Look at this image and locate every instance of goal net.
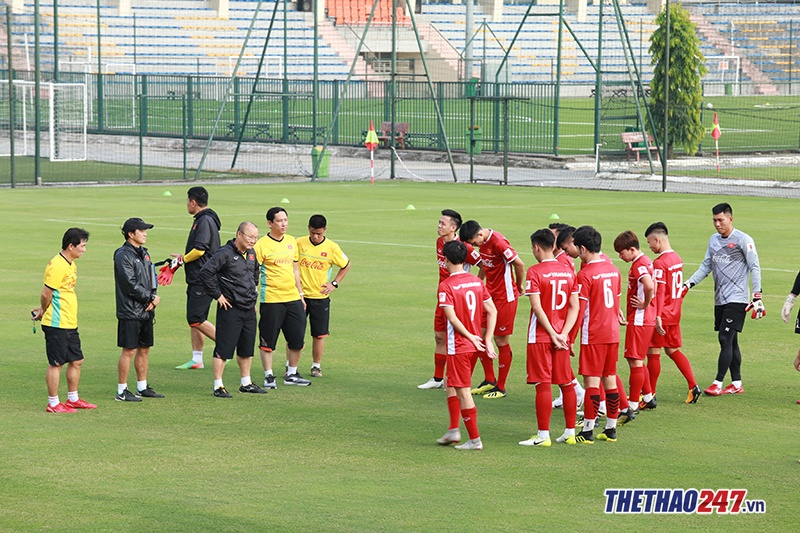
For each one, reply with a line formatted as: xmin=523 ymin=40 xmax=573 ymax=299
xmin=0 ymin=80 xmax=88 ymax=161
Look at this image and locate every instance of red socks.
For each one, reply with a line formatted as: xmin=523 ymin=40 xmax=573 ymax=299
xmin=615 ymin=375 xmax=630 ymax=410
xmin=584 ymin=387 xmax=602 ymax=422
xmin=461 ymin=407 xmax=479 ymax=440
xmin=535 ymin=383 xmax=552 ymax=431
xmin=496 ymin=344 xmax=512 ymax=390
xmin=628 ymin=366 xmax=645 ymax=404
xmin=434 ymin=352 xmax=447 ymax=381
xmin=605 ymin=388 xmax=620 ymax=420
xmin=447 ymin=395 xmax=460 ymax=430
xmin=669 ymin=350 xmax=697 ymax=389
xmin=560 ymin=383 xmax=577 ymax=429
xmin=646 ymin=353 xmax=660 ymax=394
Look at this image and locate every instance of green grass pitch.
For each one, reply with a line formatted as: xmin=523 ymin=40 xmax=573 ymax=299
xmin=1 ymin=181 xmax=798 ymax=530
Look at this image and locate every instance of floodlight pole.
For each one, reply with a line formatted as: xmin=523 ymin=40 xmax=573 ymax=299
xmin=34 ymin=0 xmax=41 ymax=184
xmin=96 ymin=0 xmax=103 ymax=132
xmin=465 ymin=0 xmax=473 ymax=81
xmin=53 ymin=0 xmax=58 ymax=81
xmin=593 ymin=0 xmax=603 ymax=149
xmin=389 ymin=0 xmax=397 ymax=179
xmin=661 ymin=0 xmax=670 ymax=192
xmin=6 ymin=5 xmax=15 ymax=187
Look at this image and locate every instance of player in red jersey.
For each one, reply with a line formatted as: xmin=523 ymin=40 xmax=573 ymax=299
xmin=548 ymin=224 xmax=584 ymax=410
xmin=645 ymin=222 xmax=702 ymax=404
xmin=614 ymin=230 xmax=657 ymax=419
xmin=435 ymin=241 xmax=498 ymax=451
xmin=460 ymin=220 xmax=525 ymax=399
xmin=419 ymin=210 xmax=484 ymax=390
xmin=519 ymin=229 xmax=580 ymax=447
xmin=558 ymin=226 xmax=631 ymax=420
xmin=571 ymin=226 xmax=624 ymax=444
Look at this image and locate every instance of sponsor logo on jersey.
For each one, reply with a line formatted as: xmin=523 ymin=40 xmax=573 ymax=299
xmin=439 ymin=292 xmax=446 ymax=302
xmin=299 ymin=258 xmax=327 ymax=270
xmin=503 ymin=248 xmax=515 ymax=260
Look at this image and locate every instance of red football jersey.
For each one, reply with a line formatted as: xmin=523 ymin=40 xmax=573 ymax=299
xmin=477 ymin=230 xmax=519 ymax=303
xmin=438 ymin=271 xmax=492 ymax=355
xmin=652 ymin=249 xmax=684 ymax=326
xmin=626 ymin=253 xmax=656 ymax=326
xmin=555 ymin=250 xmax=575 ymax=272
xmin=436 ymin=236 xmax=481 ymax=283
xmin=524 ymin=259 xmax=578 ymax=344
xmin=576 ymin=259 xmax=622 ymax=345
xmin=578 ymin=251 xmax=612 ymax=270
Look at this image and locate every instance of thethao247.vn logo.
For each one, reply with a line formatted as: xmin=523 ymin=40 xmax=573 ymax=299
xmin=604 ymin=488 xmax=765 ymax=514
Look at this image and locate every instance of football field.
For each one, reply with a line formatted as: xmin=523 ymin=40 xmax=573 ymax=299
xmin=0 ymin=181 xmax=797 ymax=530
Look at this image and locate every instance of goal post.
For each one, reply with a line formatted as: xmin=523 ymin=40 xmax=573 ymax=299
xmin=0 ymin=80 xmax=88 ymax=162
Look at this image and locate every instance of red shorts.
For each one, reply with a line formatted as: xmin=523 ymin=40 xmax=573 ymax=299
xmin=624 ymin=324 xmax=655 ymax=361
xmin=434 ymin=305 xmax=447 ymax=332
xmin=526 ymin=343 xmax=573 ymax=385
xmin=446 ymin=351 xmax=478 ymax=389
xmin=650 ymin=323 xmax=682 ymax=349
xmin=493 ymin=298 xmax=518 ymax=337
xmin=578 ymin=343 xmax=619 ymax=378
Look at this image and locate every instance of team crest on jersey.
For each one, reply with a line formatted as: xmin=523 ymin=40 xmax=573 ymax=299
xmin=145 ymin=254 xmax=150 ymax=261
xmin=193 ymin=224 xmax=197 ymax=230
xmin=288 ymin=245 xmax=293 ymax=249
xmin=728 ymin=243 xmax=736 ymax=248
xmin=248 ymin=253 xmax=255 ymax=261
xmin=321 ymin=252 xmax=328 ymax=257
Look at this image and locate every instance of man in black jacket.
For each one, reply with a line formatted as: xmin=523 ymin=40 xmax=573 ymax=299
xmin=200 ymin=222 xmax=267 ymax=397
xmin=114 ymin=218 xmax=163 ymax=402
xmin=175 ymin=186 xmax=222 ymax=370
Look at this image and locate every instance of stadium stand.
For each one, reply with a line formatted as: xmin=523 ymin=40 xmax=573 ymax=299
xmin=687 ymin=1 xmax=800 ymax=92
xmin=6 ymin=0 xmax=796 ymax=89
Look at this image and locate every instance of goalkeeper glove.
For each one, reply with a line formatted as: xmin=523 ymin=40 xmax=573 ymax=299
xmin=157 ymin=256 xmax=183 ymax=286
xmin=678 ymin=282 xmax=694 ymax=299
xmin=745 ymin=292 xmax=766 ymax=320
xmin=782 ymin=294 xmax=796 ymax=324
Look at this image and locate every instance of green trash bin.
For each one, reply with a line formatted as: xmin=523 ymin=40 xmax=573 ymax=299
xmin=465 ymin=77 xmax=480 ymax=97
xmin=311 ymin=146 xmax=330 ymax=178
xmin=465 ymin=127 xmax=482 ymax=155
xmin=724 ymin=83 xmax=733 ymax=96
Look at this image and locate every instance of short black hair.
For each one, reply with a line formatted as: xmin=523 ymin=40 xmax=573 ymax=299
xmin=441 ymin=209 xmax=463 ymax=229
xmin=187 ymin=186 xmax=208 ymax=207
xmin=442 ymin=240 xmax=467 ymax=265
xmin=308 ymin=214 xmax=327 ymax=229
xmin=266 ymin=206 xmax=287 ymax=222
xmin=548 ymin=222 xmax=568 ymax=231
xmin=62 ymin=227 xmax=89 ymax=250
xmin=531 ymin=228 xmax=555 ymax=249
xmin=712 ymin=202 xmax=732 ymax=216
xmin=572 ymin=225 xmax=602 ymax=254
xmin=644 ymin=222 xmax=668 ymax=237
xmin=458 ymin=220 xmax=482 ymax=243
xmin=555 ymin=225 xmax=576 ymax=250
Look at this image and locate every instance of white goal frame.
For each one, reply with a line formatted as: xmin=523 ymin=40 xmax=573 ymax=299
xmin=0 ymin=80 xmax=88 ymax=162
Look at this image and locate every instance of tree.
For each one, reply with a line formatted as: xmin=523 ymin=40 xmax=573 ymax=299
xmin=649 ymin=3 xmax=707 ymax=156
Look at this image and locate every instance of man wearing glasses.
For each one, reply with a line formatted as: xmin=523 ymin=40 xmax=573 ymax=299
xmin=199 ymin=222 xmax=267 ymax=397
